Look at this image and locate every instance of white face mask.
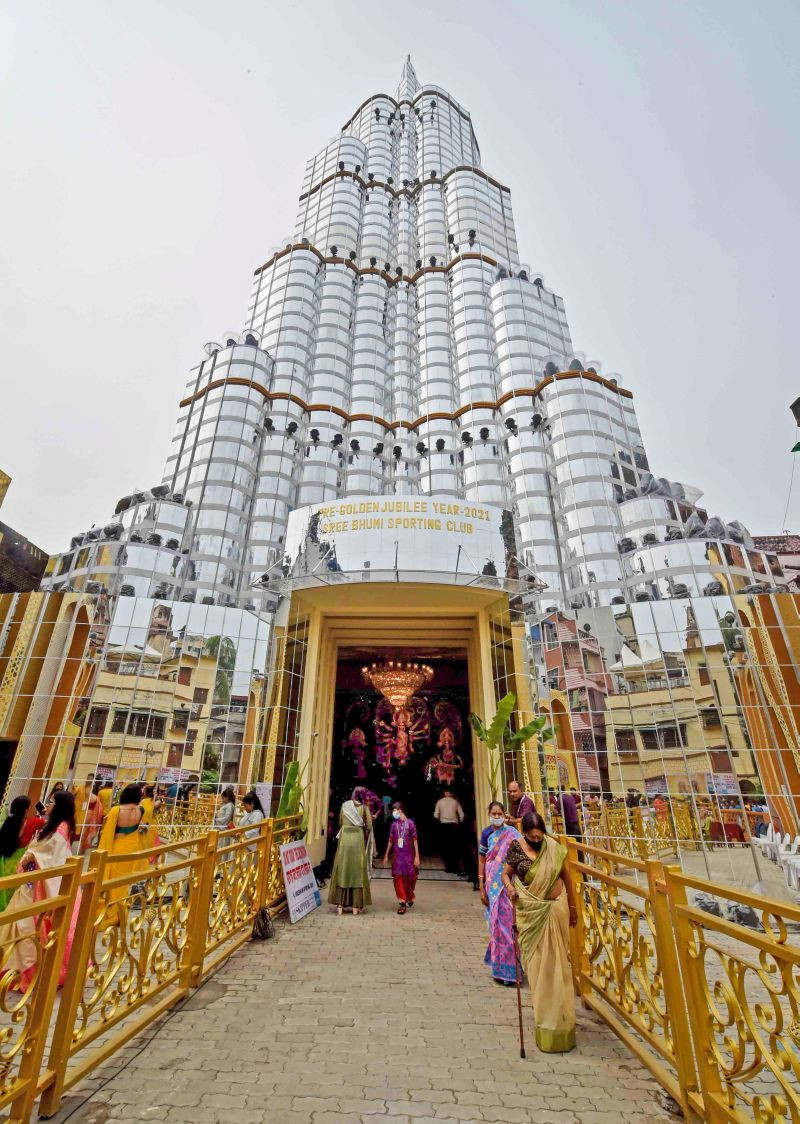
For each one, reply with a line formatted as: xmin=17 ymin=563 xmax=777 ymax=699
xmin=489 ymin=815 xmax=505 ymax=827
xmin=392 ymin=810 xmax=401 ymax=820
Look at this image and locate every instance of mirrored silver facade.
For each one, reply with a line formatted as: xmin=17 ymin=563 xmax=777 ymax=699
xmin=42 ymin=58 xmax=777 ymax=618
xmin=25 ymin=60 xmax=797 ymax=882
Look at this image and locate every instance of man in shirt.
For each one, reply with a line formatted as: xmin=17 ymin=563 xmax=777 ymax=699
xmin=434 ymin=788 xmax=464 ymax=874
xmin=558 ymin=788 xmax=581 ymax=838
xmin=506 ymin=779 xmax=535 ymax=827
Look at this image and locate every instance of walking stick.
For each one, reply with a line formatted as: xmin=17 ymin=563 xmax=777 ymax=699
xmin=511 ymin=899 xmax=526 ymax=1059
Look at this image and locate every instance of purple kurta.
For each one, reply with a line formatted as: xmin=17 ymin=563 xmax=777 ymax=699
xmin=389 ymin=818 xmax=417 ymax=876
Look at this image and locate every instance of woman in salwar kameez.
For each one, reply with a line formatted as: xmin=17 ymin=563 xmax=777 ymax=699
xmin=478 ymin=801 xmax=521 ymax=985
xmin=502 ymin=810 xmax=578 ymax=1053
xmin=328 ymin=787 xmax=372 ymax=915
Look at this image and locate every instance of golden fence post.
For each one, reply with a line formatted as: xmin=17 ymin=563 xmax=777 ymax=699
xmin=5 ymin=859 xmax=82 ymax=1124
xmin=183 ymin=829 xmax=219 ymax=989
xmin=644 ymin=860 xmax=700 ymax=1120
xmin=254 ymin=818 xmax=275 ymax=909
xmin=39 ymin=850 xmax=108 ymax=1119
xmin=663 ymin=865 xmax=722 ymax=1123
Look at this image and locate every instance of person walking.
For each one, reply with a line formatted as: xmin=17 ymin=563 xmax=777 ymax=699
xmin=97 ymin=784 xmax=149 ymax=923
xmin=478 ymin=800 xmax=521 ymax=985
xmin=433 ymin=787 xmax=464 ymax=873
xmin=382 ymin=801 xmax=420 ymax=914
xmin=0 ymin=797 xmax=33 ymax=911
xmin=502 ymin=811 xmax=578 ymax=1052
xmin=328 ymin=786 xmax=372 ymax=916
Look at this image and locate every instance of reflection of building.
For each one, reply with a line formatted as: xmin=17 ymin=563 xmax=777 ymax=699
xmin=604 ymin=603 xmax=754 ymax=797
xmin=752 ymin=535 xmax=800 ymax=591
xmin=0 ymin=592 xmax=95 ymax=800
xmin=732 ymin=593 xmax=800 ymax=835
xmin=539 ymin=612 xmax=611 ymax=789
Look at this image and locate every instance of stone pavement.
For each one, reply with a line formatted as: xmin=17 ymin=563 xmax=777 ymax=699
xmin=52 ymin=879 xmax=676 ymax=1124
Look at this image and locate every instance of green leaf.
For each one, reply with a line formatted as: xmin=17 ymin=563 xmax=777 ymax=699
xmin=468 ymin=712 xmax=489 ymax=743
xmin=506 ymin=715 xmax=549 ymax=749
xmin=486 ymin=692 xmax=516 ymax=750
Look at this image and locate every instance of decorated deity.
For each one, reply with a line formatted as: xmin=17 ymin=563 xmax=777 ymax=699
xmin=374 ymin=696 xmax=430 ymax=779
xmin=342 ymin=725 xmax=368 ymax=779
xmin=426 ymin=728 xmax=464 ymax=784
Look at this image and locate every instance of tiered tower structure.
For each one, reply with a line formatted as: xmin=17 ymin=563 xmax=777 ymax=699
xmin=43 ymin=58 xmax=779 ymax=613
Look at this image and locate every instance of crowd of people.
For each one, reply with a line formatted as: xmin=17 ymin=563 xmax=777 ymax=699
xmin=325 ymin=780 xmax=578 ymax=1054
xmin=0 ymin=779 xmax=269 ymax=992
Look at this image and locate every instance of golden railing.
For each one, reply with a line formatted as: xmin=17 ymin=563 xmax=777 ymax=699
xmin=0 ymin=815 xmax=302 ymax=1121
xmin=566 ymin=839 xmax=800 ymax=1123
xmin=0 ymin=860 xmax=83 ymax=1124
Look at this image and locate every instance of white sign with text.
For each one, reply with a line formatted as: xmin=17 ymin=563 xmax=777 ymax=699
xmin=279 ymin=839 xmax=321 ymax=924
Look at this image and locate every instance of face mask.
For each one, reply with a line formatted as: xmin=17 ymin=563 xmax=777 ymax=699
xmin=392 ymin=811 xmax=401 ymax=820
xmin=527 ymin=837 xmax=543 ymax=851
xmin=489 ymin=815 xmax=505 ymax=827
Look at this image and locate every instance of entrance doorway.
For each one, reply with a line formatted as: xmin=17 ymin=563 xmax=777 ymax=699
xmin=330 ymin=654 xmax=474 ymax=876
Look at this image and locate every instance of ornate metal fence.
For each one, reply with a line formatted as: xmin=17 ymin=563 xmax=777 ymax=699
xmin=566 ymin=838 xmax=800 ymax=1123
xmin=0 ymin=815 xmax=302 ymax=1120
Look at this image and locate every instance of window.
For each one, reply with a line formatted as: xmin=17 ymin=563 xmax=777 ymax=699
xmin=167 ymin=744 xmax=184 ymax=768
xmin=191 ymin=687 xmax=208 ymax=720
xmin=178 ymin=666 xmax=192 ymax=686
xmin=640 ymin=724 xmax=687 ymax=751
xmin=698 ymin=664 xmax=711 ymax=687
xmin=616 ymin=730 xmax=637 ymax=755
xmin=543 ymin=622 xmax=558 ymax=650
xmin=172 ymin=708 xmax=189 ymax=731
xmin=85 ymin=708 xmax=108 ymax=737
xmin=111 ymin=711 xmax=166 ymax=739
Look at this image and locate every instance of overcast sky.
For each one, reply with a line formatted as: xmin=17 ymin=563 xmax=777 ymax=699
xmin=2 ymin=0 xmax=798 ymax=551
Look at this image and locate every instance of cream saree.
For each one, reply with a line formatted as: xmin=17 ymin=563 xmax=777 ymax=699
xmin=514 ymin=835 xmax=576 ymax=1053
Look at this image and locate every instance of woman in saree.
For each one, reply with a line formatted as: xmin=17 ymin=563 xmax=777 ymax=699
xmin=78 ymin=780 xmax=105 ymax=854
xmin=0 ymin=797 xmax=33 ymax=911
xmin=478 ymin=800 xmax=521 ymax=986
xmin=97 ymin=783 xmax=149 ymax=922
xmin=327 ymin=786 xmax=372 ymax=916
xmin=502 ymin=810 xmax=578 ymax=1053
xmin=0 ymin=791 xmax=79 ymax=990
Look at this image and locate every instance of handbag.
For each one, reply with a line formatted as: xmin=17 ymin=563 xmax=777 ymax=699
xmin=252 ymin=906 xmax=274 ymax=941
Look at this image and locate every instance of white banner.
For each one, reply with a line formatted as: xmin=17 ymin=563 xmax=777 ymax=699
xmin=279 ymin=839 xmax=321 ymax=924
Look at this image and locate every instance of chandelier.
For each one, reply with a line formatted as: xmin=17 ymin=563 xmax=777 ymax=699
xmin=362 ymin=659 xmax=433 ymax=710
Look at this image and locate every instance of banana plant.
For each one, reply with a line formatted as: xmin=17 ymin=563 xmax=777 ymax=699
xmin=469 ymin=691 xmax=554 ymax=799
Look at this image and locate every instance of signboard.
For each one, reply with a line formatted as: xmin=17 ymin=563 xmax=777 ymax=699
xmin=279 ymin=839 xmax=321 ymax=924
xmin=254 ymin=783 xmax=273 ymax=817
xmin=281 ymin=495 xmax=508 ymax=583
xmin=706 ymin=772 xmax=740 ymax=796
xmin=157 ymin=767 xmax=194 ymax=785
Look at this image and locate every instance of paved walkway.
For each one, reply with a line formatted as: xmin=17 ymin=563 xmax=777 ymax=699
xmin=54 ymin=880 xmax=675 ymax=1124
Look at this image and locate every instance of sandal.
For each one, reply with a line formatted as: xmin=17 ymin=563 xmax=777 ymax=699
xmin=397 ymin=903 xmax=407 ymax=914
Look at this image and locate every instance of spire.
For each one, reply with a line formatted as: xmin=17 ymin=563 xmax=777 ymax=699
xmin=396 ymin=55 xmax=420 ymax=101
